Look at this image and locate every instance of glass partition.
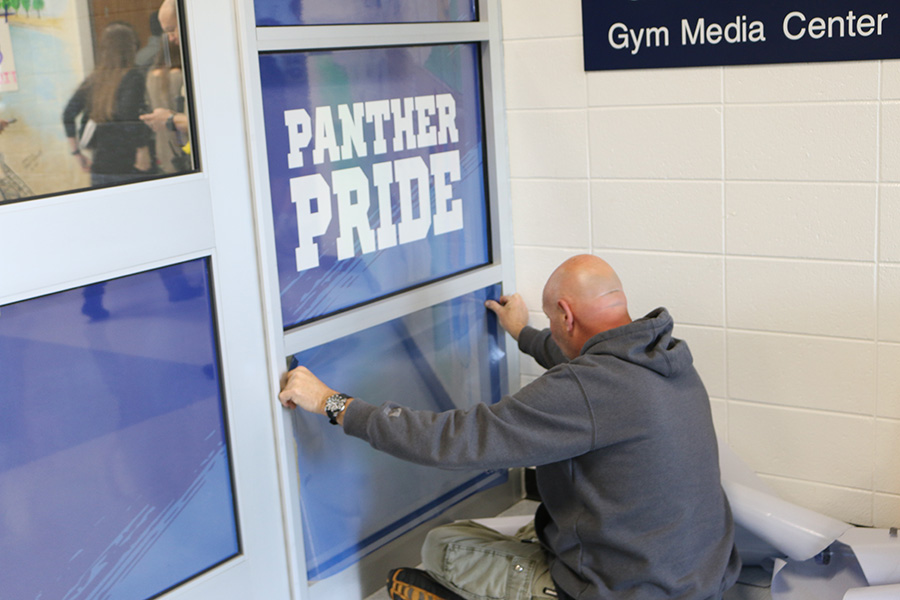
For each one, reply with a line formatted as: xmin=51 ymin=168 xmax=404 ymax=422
xmin=0 ymin=0 xmax=197 ymax=203
xmin=254 ymin=0 xmax=477 ymax=26
xmin=260 ymin=43 xmax=490 ymax=328
xmin=289 ymin=284 xmax=507 ymax=580
xmin=0 ymin=259 xmax=239 ymax=599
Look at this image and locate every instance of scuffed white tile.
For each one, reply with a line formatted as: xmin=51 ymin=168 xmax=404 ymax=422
xmin=593 ymin=181 xmax=723 ymax=253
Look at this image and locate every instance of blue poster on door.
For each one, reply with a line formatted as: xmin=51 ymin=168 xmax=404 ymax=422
xmin=255 ymin=0 xmax=477 ymax=26
xmin=0 ymin=260 xmax=239 ymax=600
xmin=260 ymin=44 xmax=490 ymax=329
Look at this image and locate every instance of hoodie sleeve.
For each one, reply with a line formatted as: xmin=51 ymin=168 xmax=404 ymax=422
xmin=342 ymin=367 xmax=595 ymax=471
xmin=518 ymin=326 xmax=569 ymax=369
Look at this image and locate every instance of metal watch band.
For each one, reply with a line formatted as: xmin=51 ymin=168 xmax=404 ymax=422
xmin=324 ymin=393 xmax=350 ymax=425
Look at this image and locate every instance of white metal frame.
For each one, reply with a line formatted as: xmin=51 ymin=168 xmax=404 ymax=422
xmin=234 ymin=1 xmax=518 ymax=598
xmin=0 ymin=0 xmax=292 ymax=597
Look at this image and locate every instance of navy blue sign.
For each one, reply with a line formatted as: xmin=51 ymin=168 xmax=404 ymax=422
xmin=583 ymin=0 xmax=899 ymax=70
xmin=260 ymin=45 xmax=489 ymax=329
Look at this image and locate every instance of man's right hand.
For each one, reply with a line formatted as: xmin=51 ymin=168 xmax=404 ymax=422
xmin=485 ymin=293 xmax=529 ymax=341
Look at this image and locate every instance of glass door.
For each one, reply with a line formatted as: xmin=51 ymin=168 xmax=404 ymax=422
xmin=0 ymin=0 xmax=291 ymax=598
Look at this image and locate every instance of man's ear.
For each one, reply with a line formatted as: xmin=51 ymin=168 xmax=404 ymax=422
xmin=558 ymin=299 xmax=575 ymax=333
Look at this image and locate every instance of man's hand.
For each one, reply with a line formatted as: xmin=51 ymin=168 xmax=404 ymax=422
xmin=485 ymin=293 xmax=529 ymax=341
xmin=278 ymin=366 xmax=338 ymax=414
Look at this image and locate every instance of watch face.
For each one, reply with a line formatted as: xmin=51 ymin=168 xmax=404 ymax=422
xmin=325 ymin=394 xmax=347 ymax=416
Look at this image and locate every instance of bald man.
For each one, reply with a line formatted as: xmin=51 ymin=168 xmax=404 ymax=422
xmin=280 ymin=255 xmax=740 ymax=600
xmin=140 ymin=0 xmax=189 ymax=136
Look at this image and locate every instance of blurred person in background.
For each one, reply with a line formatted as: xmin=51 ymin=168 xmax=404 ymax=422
xmin=145 ymin=23 xmax=189 ymax=173
xmin=141 ymin=0 xmax=190 ymax=142
xmin=63 ymin=21 xmax=154 ymax=187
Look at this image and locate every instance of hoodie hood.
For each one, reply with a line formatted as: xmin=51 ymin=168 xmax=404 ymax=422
xmin=579 ymin=307 xmax=693 ymax=378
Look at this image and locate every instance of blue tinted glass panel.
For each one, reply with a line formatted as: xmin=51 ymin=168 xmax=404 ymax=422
xmin=290 ymin=284 xmax=507 ymax=580
xmin=260 ymin=44 xmax=490 ymax=329
xmin=255 ymin=0 xmax=477 ymax=26
xmin=0 ymin=260 xmax=239 ymax=599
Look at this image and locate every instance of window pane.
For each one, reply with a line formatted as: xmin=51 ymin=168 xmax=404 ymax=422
xmin=0 ymin=259 xmax=239 ymax=599
xmin=260 ymin=44 xmax=490 ymax=329
xmin=255 ymin=0 xmax=477 ymax=26
xmin=0 ymin=0 xmax=197 ymax=203
xmin=289 ymin=284 xmax=507 ymax=580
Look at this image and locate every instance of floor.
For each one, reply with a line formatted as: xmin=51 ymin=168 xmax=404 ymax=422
xmin=364 ymin=499 xmax=539 ymax=600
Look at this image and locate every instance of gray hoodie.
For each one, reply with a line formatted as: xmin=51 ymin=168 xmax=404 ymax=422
xmin=344 ymin=307 xmax=741 ymax=599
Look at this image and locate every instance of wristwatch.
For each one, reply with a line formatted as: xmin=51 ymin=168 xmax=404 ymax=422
xmin=166 ymin=112 xmax=177 ymax=132
xmin=324 ymin=393 xmax=350 ymax=425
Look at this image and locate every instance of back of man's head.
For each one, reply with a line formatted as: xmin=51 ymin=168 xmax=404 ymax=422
xmin=544 ymin=255 xmax=632 ymax=338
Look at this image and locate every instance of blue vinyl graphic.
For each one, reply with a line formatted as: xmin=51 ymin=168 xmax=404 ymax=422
xmin=0 ymin=260 xmax=239 ymax=599
xmin=260 ymin=44 xmax=490 ymax=329
xmin=288 ymin=284 xmax=507 ymax=580
xmin=255 ymin=0 xmax=476 ymax=26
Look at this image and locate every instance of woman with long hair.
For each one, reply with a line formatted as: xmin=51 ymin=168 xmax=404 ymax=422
xmin=63 ymin=21 xmax=154 ymax=187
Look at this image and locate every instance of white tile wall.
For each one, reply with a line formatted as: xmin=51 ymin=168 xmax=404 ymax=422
xmin=878 ymin=343 xmax=900 ymax=420
xmin=758 ymin=475 xmax=874 ymax=527
xmin=589 ymin=106 xmax=723 ymax=179
xmin=592 ymin=181 xmax=723 ymax=253
xmin=506 ymin=110 xmax=589 ymax=179
xmin=880 ymin=266 xmax=900 ymax=341
xmin=728 ymin=402 xmax=875 ymax=490
xmin=874 ymin=419 xmax=900 ymax=495
xmin=504 ymin=38 xmax=586 ymax=110
xmin=725 ymin=183 xmax=876 ymax=261
xmin=881 ymin=60 xmax=900 ymax=100
xmin=880 ymin=103 xmax=900 ymax=183
xmin=873 ymin=493 xmax=900 ymax=528
xmin=710 ymin=398 xmax=728 ymax=441
xmin=725 ymin=104 xmax=878 ymax=182
xmin=511 ymin=179 xmax=590 ymax=248
xmin=726 ymin=258 xmax=875 ymax=339
xmin=726 ymin=331 xmax=876 ymax=415
xmin=724 ymin=62 xmax=879 ymax=104
xmin=600 ymin=251 xmax=724 ymax=327
xmin=674 ymin=325 xmax=726 ymax=399
xmin=499 ymin=0 xmax=900 ymax=521
xmin=499 ymin=0 xmax=582 ymax=40
xmin=512 ymin=246 xmax=578 ymax=311
xmin=881 ymin=185 xmax=900 ymax=262
xmin=587 ymin=67 xmax=722 ymax=107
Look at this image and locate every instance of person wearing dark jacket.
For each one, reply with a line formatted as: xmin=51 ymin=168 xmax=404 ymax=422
xmin=63 ymin=21 xmax=153 ymax=187
xmin=279 ymin=254 xmax=741 ymax=600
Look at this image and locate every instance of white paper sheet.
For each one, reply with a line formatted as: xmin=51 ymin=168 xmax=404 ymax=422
xmin=842 ymin=583 xmax=900 ymax=599
xmin=837 ymin=528 xmax=900 ymax=587
xmin=771 ymin=543 xmax=868 ymax=600
xmin=719 ymin=440 xmax=900 ymax=599
xmin=468 ymin=515 xmax=532 ymax=537
xmin=723 ymin=481 xmax=851 ymax=562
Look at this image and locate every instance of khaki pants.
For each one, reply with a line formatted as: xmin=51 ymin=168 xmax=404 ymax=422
xmin=421 ymin=520 xmax=561 ymax=600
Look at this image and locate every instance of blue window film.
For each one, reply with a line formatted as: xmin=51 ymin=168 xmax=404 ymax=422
xmin=289 ymin=284 xmax=507 ymax=580
xmin=255 ymin=0 xmax=477 ymax=26
xmin=260 ymin=44 xmax=490 ymax=329
xmin=0 ymin=259 xmax=239 ymax=600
